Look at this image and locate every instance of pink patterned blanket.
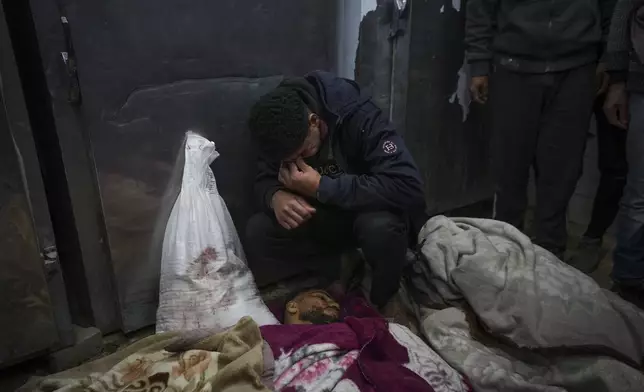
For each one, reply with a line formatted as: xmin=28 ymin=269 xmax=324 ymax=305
xmin=260 ymin=317 xmax=471 ymax=392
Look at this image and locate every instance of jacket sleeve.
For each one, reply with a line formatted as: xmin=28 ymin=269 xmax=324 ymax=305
xmin=254 ymin=158 xmax=283 ymax=214
xmin=465 ymin=0 xmax=499 ymax=77
xmin=599 ymin=0 xmax=619 ymax=60
xmin=606 ymin=0 xmax=637 ymax=82
xmin=316 ymin=103 xmax=425 ymax=211
xmin=601 ymin=0 xmax=618 ymax=42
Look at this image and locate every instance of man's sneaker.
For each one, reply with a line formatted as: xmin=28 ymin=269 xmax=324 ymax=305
xmin=612 ymin=283 xmax=644 ymax=311
xmin=567 ymin=237 xmax=603 ymax=274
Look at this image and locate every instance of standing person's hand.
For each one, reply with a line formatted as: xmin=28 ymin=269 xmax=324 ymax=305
xmin=278 ymin=158 xmax=321 ymax=197
xmin=470 ymin=76 xmax=489 ymax=104
xmin=271 ymin=190 xmax=316 ymax=230
xmin=604 ymin=82 xmax=629 ymax=129
xmin=596 ymin=63 xmax=609 ymax=96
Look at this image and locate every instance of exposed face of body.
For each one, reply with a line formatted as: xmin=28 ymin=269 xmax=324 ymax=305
xmin=284 ymin=289 xmax=341 ymax=325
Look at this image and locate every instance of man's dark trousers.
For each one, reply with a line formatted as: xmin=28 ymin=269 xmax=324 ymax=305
xmin=584 ymin=95 xmax=628 ymax=240
xmin=490 ymin=63 xmax=596 ymax=257
xmin=245 ymin=206 xmax=408 ymax=308
xmin=613 ymin=93 xmax=644 ymax=289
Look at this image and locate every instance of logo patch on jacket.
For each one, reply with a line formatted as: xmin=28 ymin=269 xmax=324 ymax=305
xmin=315 ymin=160 xmax=344 ymax=178
xmin=383 ymin=140 xmax=397 ymax=154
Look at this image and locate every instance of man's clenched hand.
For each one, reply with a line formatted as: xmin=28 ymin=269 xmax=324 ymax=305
xmin=470 ymin=76 xmax=489 ymax=104
xmin=271 ymin=190 xmax=316 ymax=230
xmin=278 ymin=157 xmax=321 ymax=198
xmin=604 ymin=83 xmax=629 ymax=129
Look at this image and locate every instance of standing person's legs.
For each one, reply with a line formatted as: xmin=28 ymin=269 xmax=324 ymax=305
xmin=570 ymin=95 xmax=628 ymax=272
xmin=585 ymin=96 xmax=628 ymax=239
xmin=612 ymin=93 xmax=644 ymax=304
xmin=245 ymin=205 xmax=354 ymax=285
xmin=490 ymin=68 xmax=544 ymax=230
xmin=534 ymin=64 xmax=596 ymax=258
xmin=353 ymin=211 xmax=408 ymax=309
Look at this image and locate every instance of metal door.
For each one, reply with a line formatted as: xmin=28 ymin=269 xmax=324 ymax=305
xmin=356 ymin=0 xmax=494 ymax=215
xmin=28 ymin=0 xmax=337 ymax=332
xmin=0 ymin=4 xmax=59 ymax=366
xmin=402 ymin=0 xmax=493 ymax=213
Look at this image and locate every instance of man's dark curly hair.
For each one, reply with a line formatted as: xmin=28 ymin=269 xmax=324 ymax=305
xmin=248 ymin=87 xmax=309 ymax=161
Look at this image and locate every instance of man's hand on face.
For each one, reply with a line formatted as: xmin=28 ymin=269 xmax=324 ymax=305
xmin=604 ymin=82 xmax=629 ymax=129
xmin=271 ymin=190 xmax=316 ymax=230
xmin=278 ymin=157 xmax=321 ymax=198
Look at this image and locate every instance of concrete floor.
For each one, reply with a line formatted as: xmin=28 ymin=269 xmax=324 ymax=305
xmin=0 ymin=325 xmax=158 ymax=391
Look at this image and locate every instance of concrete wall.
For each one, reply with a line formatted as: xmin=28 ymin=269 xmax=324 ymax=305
xmin=335 ymin=0 xmax=377 ymax=79
xmin=28 ymin=0 xmax=339 ymax=333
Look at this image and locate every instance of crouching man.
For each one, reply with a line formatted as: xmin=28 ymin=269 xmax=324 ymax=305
xmin=245 ymin=71 xmax=425 ymax=311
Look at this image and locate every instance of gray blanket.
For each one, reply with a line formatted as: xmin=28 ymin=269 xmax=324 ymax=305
xmin=404 ymin=216 xmax=644 ymax=392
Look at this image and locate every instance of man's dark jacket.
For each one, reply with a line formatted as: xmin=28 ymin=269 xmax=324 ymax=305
xmin=466 ymin=0 xmax=616 ymax=75
xmin=606 ymin=0 xmax=644 ymax=92
xmin=254 ymin=71 xmax=425 ymax=214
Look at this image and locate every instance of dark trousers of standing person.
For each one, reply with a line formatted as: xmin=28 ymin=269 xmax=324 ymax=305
xmin=490 ymin=64 xmax=596 ymax=258
xmin=567 ymin=95 xmax=628 ymax=273
xmin=245 ymin=206 xmax=409 ymax=308
xmin=584 ymin=96 xmax=628 ymax=239
xmin=613 ymin=93 xmax=644 ymax=294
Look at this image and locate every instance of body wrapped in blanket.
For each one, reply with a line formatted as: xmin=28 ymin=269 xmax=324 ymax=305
xmin=19 ymin=306 xmax=470 ymax=392
xmin=29 ymin=123 xmax=644 ymax=391
xmin=403 ymin=216 xmax=644 ymax=392
xmin=261 ymin=316 xmax=470 ymax=392
xmin=23 ymin=213 xmax=644 ymax=392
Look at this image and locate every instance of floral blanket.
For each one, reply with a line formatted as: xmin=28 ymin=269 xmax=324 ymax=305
xmin=403 ymin=216 xmax=644 ymax=392
xmin=260 ymin=317 xmax=470 ymax=392
xmin=18 ymin=317 xmax=274 ymax=392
